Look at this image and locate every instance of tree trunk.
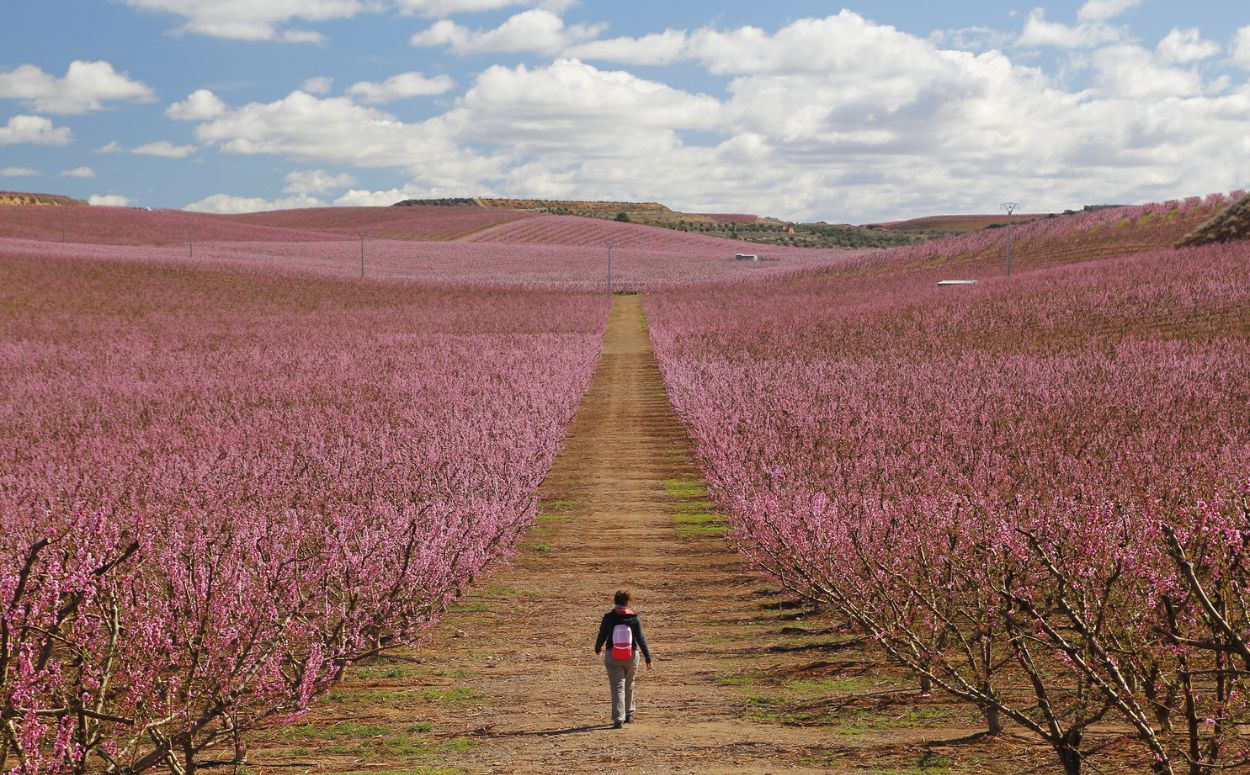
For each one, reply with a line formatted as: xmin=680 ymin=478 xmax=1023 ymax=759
xmin=1057 ymin=746 xmax=1082 ymax=775
xmin=919 ymin=673 xmax=932 ymax=695
xmin=1144 ymin=672 xmax=1174 ymax=733
xmin=985 ymin=704 xmax=1003 ymax=736
xmin=1053 ymin=729 xmax=1084 ymax=775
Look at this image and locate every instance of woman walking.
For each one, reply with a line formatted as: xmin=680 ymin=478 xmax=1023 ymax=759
xmin=594 ymin=590 xmax=653 ymax=728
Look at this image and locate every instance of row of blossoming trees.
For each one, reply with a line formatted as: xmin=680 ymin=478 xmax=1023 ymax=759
xmin=0 ymin=255 xmax=606 ymax=773
xmin=648 ymin=232 xmax=1250 ymax=774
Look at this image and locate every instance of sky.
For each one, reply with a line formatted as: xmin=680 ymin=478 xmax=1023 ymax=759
xmin=1 ymin=1 xmax=1248 ymax=222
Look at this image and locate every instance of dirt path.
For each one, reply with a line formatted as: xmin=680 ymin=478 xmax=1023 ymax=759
xmin=248 ymin=295 xmax=1060 ymax=774
xmin=412 ymin=294 xmax=838 ymax=772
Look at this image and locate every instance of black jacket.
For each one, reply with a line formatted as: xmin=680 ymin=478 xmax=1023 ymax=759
xmin=595 ymin=608 xmax=652 ymax=662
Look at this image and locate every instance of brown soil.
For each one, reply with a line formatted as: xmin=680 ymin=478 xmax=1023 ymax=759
xmin=245 ymin=295 xmax=1068 ymax=774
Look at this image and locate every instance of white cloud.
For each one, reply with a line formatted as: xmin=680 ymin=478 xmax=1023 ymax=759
xmin=565 ymin=30 xmax=690 ymax=66
xmin=190 ymin=90 xmax=505 ymax=192
xmin=397 ymin=0 xmax=519 ymax=13
xmin=169 ymin=11 xmax=1250 ymax=222
xmin=195 ymin=91 xmax=456 ymax=167
xmin=568 ymin=11 xmax=1016 ymax=77
xmin=0 ymin=61 xmax=154 ymax=114
xmin=167 ymin=89 xmax=227 ymax=120
xmin=95 ymin=141 xmax=124 ymax=154
xmin=132 ymin=141 xmax=198 ymax=158
xmin=395 ymin=0 xmax=576 ymax=17
xmin=283 ymin=169 xmax=357 ymax=194
xmin=347 ymin=72 xmax=455 ymax=103
xmin=0 ymin=115 xmax=72 ymax=146
xmin=333 ymin=187 xmax=420 ymax=206
xmin=690 ymin=13 xmax=951 ymax=76
xmin=454 ymin=60 xmax=722 ymax=154
xmin=281 ymin=29 xmax=326 ymax=44
xmin=1078 ymin=0 xmax=1142 ymax=23
xmin=303 ymin=76 xmax=333 ymax=94
xmin=411 ymin=9 xmax=604 ymax=55
xmin=1092 ymin=44 xmax=1205 ymax=98
xmin=1235 ymin=26 xmax=1250 ymax=69
xmin=927 ymin=26 xmax=1016 ymax=53
xmin=411 ymin=21 xmax=458 ymax=47
xmin=1017 ymin=8 xmax=1123 ymax=49
xmin=119 ymin=0 xmax=369 ymax=41
xmin=0 ymin=167 xmax=37 ymax=176
xmin=537 ymin=14 xmax=1250 ymax=219
xmin=89 ymin=194 xmax=131 ymax=207
xmin=1156 ymin=28 xmax=1220 ymax=64
xmin=60 ymin=166 xmax=96 ymax=178
xmin=187 ymin=66 xmax=719 ymax=192
xmin=185 ymin=193 xmax=324 ymax=213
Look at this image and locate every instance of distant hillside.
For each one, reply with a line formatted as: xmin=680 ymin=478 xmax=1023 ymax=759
xmin=0 ymin=204 xmax=537 ymax=245
xmin=873 ymin=213 xmax=1050 ymax=233
xmin=0 ymin=200 xmax=849 ymax=288
xmin=231 ymin=205 xmax=535 ymax=241
xmin=0 ymin=191 xmax=87 ymax=206
xmin=842 ymin=194 xmax=1239 ymax=287
xmin=1178 ymin=191 xmax=1250 ymax=247
xmin=633 ymin=215 xmax=930 ymax=249
xmin=395 ymin=196 xmax=932 ymax=249
xmin=467 ymin=213 xmax=776 ymax=252
xmin=4 ymin=191 xmax=1239 ymax=290
xmin=394 ymin=197 xmax=671 ymax=217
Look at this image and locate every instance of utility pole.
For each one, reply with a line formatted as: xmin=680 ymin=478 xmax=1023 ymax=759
xmin=607 ymin=240 xmax=615 ymax=295
xmin=359 ymin=232 xmax=365 ymax=278
xmin=1001 ymin=202 xmax=1019 ymax=277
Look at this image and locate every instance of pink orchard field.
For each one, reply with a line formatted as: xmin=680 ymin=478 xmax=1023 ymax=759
xmin=0 ymin=205 xmax=849 ymax=290
xmin=647 ymin=230 xmax=1250 ymax=774
xmin=0 ymin=254 xmax=605 ymax=774
xmin=2 ymin=192 xmax=1248 ymax=775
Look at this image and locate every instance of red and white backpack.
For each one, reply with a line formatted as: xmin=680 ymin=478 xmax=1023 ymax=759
xmin=610 ymin=622 xmax=634 ymax=661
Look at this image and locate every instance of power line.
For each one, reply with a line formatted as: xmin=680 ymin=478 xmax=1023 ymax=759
xmin=1001 ymin=202 xmax=1019 ymax=277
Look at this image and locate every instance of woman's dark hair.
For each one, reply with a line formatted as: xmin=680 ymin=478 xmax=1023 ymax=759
xmin=614 ymin=590 xmax=633 ymax=607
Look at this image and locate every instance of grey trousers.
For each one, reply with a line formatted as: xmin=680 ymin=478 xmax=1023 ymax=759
xmin=604 ymin=652 xmax=640 ymax=722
